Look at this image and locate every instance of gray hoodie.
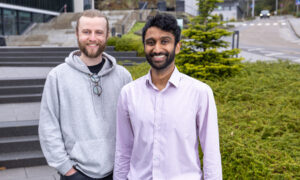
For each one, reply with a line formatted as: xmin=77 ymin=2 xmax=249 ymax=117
xmin=39 ymin=50 xmax=132 ymax=178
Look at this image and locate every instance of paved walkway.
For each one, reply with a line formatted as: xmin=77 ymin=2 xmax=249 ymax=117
xmin=1 ymin=15 xmax=300 ymax=180
xmin=0 ymin=165 xmax=59 ymax=180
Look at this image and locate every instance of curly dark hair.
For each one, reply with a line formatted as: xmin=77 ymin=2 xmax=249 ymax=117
xmin=142 ymin=13 xmax=181 ymax=45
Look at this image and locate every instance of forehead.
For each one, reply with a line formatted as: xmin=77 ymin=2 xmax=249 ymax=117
xmin=78 ymin=16 xmax=107 ymax=30
xmin=145 ymin=27 xmax=175 ymax=40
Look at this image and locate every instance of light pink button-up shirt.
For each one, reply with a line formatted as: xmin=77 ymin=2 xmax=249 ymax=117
xmin=114 ymin=67 xmax=222 ymax=180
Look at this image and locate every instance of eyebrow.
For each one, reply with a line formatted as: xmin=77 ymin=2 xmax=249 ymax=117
xmin=145 ymin=36 xmax=172 ymax=42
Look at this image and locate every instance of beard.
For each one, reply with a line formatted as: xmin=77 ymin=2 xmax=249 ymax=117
xmin=146 ymin=48 xmax=176 ymax=70
xmin=77 ymin=39 xmax=106 ymax=58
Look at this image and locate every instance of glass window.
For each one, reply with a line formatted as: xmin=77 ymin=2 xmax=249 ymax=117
xmin=84 ymin=0 xmax=92 ymax=10
xmin=33 ymin=13 xmax=44 ymax=23
xmin=0 ymin=9 xmax=3 ymax=35
xmin=43 ymin=14 xmax=54 ymax=22
xmin=3 ymin=9 xmax=17 ymax=35
xmin=18 ymin=11 xmax=31 ymax=34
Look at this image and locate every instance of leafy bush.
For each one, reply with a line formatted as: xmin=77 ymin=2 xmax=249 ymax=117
xmin=125 ymin=60 xmax=300 ymax=179
xmin=114 ymin=35 xmax=145 ymax=56
xmin=107 ymin=22 xmax=145 ymax=56
xmin=107 ymin=36 xmax=119 ymax=46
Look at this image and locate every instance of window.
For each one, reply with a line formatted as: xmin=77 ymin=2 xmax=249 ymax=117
xmin=18 ymin=11 xmax=31 ymax=34
xmin=3 ymin=9 xmax=17 ymax=35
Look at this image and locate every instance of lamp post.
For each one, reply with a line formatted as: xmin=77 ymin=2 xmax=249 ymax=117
xmin=275 ymin=0 xmax=278 ymax=15
xmin=251 ymin=0 xmax=255 ymax=17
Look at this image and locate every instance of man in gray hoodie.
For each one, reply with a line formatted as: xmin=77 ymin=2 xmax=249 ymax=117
xmin=39 ymin=9 xmax=132 ymax=180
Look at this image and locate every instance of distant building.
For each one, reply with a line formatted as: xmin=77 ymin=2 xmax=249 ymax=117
xmin=0 ymin=0 xmax=93 ymax=36
xmin=176 ymin=0 xmax=247 ymax=20
xmin=213 ymin=0 xmax=247 ymax=21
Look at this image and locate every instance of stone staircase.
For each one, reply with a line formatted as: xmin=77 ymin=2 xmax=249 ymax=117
xmin=0 ymin=46 xmax=145 ymax=67
xmin=5 ymin=10 xmax=151 ymax=47
xmin=0 ymin=120 xmax=43 ymax=168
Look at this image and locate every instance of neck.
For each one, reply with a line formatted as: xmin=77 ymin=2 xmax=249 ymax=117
xmin=151 ymin=63 xmax=175 ymax=91
xmin=80 ymin=53 xmax=103 ymax=66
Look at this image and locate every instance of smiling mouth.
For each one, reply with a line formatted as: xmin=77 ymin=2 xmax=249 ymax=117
xmin=151 ymin=53 xmax=168 ymax=61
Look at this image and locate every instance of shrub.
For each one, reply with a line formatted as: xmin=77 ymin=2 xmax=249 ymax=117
xmin=107 ymin=22 xmax=145 ymax=56
xmin=107 ymin=36 xmax=119 ymax=46
xmin=176 ymin=0 xmax=243 ymax=80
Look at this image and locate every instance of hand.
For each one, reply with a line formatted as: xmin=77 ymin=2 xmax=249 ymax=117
xmin=65 ymin=167 xmax=77 ymax=176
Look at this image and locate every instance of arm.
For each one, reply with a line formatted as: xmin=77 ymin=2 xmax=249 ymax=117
xmin=197 ymin=86 xmax=222 ymax=180
xmin=114 ymin=89 xmax=134 ymax=180
xmin=38 ymin=73 xmax=74 ymax=175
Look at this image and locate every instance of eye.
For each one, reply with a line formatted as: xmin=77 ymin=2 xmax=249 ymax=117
xmin=96 ymin=31 xmax=104 ymax=35
xmin=82 ymin=30 xmax=90 ymax=34
xmin=161 ymin=39 xmax=169 ymax=45
xmin=146 ymin=40 xmax=155 ymax=46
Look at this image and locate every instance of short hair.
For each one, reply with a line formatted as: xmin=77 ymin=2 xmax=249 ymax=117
xmin=142 ymin=13 xmax=181 ymax=45
xmin=76 ymin=9 xmax=109 ymax=36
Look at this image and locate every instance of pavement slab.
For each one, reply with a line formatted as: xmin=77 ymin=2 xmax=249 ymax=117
xmin=0 ymin=102 xmax=41 ymax=122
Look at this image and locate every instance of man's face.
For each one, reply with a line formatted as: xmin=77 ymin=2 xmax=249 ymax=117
xmin=144 ymin=27 xmax=180 ymax=70
xmin=76 ymin=16 xmax=108 ymax=59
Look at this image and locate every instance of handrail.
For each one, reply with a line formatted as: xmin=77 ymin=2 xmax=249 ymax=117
xmin=58 ymin=4 xmax=67 ymax=13
xmin=141 ymin=2 xmax=148 ymax=10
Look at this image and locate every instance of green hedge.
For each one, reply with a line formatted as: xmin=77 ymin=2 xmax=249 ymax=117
xmin=125 ymin=61 xmax=300 ymax=179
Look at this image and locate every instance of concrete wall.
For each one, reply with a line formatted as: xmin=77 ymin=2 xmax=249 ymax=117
xmin=73 ymin=0 xmax=95 ymax=12
xmin=212 ymin=9 xmax=237 ymax=21
xmin=184 ymin=0 xmax=198 ymax=16
xmin=212 ymin=3 xmax=239 ymax=20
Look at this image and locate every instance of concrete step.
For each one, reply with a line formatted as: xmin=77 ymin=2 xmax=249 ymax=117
xmin=0 ymin=85 xmax=44 ymax=95
xmin=0 ymin=120 xmax=38 ymax=138
xmin=0 ymin=151 xmax=46 ymax=169
xmin=0 ymin=62 xmax=62 ymax=67
xmin=0 ymin=78 xmax=45 ymax=86
xmin=0 ymin=57 xmax=66 ymax=62
xmin=0 ymin=94 xmax=42 ymax=104
xmin=0 ymin=46 xmax=114 ymax=52
xmin=0 ymin=56 xmax=145 ymax=62
xmin=0 ymin=51 xmax=138 ymax=57
xmin=0 ymin=57 xmax=145 ymax=67
xmin=0 ymin=135 xmax=41 ymax=153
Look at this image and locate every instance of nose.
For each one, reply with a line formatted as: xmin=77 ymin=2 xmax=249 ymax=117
xmin=153 ymin=43 xmax=162 ymax=53
xmin=89 ymin=32 xmax=97 ymax=41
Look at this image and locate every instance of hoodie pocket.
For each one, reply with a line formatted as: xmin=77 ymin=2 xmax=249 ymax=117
xmin=69 ymin=139 xmax=114 ymax=175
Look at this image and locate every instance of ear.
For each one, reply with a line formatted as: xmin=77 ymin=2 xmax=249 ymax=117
xmin=175 ymin=42 xmax=181 ymax=54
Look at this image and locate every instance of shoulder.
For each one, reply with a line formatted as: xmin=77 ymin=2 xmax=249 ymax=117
xmin=47 ymin=63 xmax=69 ymax=78
xmin=180 ymin=73 xmax=213 ymax=94
xmin=121 ymin=74 xmax=147 ymax=93
xmin=114 ymin=64 xmax=131 ymax=77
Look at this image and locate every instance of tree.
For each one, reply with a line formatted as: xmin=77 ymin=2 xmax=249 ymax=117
xmin=176 ymin=0 xmax=243 ymax=80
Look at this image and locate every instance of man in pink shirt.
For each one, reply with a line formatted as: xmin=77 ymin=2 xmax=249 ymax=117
xmin=114 ymin=13 xmax=222 ymax=180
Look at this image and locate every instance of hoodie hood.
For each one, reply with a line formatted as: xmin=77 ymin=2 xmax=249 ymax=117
xmin=65 ymin=50 xmax=116 ymax=76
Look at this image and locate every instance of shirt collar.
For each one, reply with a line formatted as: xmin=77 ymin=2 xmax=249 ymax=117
xmin=146 ymin=66 xmax=181 ymax=89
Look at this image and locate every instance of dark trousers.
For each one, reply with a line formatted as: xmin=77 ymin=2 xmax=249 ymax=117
xmin=60 ymin=170 xmax=113 ymax=180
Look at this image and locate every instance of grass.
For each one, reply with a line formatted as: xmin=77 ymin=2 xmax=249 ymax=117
xmin=125 ymin=60 xmax=300 ymax=179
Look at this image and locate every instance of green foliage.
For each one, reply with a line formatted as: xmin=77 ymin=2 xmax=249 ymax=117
xmin=126 ymin=60 xmax=300 ymax=179
xmin=107 ymin=36 xmax=119 ymax=46
xmin=125 ymin=62 xmax=150 ymax=80
xmin=106 ymin=22 xmax=145 ymax=56
xmin=176 ymin=0 xmax=243 ymax=80
xmin=213 ymin=61 xmax=300 ymax=179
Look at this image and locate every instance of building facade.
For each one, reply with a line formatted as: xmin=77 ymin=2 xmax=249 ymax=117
xmin=176 ymin=0 xmax=246 ymax=20
xmin=0 ymin=0 xmax=74 ymax=35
